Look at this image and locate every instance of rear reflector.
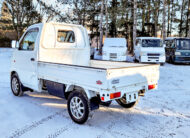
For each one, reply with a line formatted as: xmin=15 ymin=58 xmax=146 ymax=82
xmin=110 ymin=92 xmax=121 ymax=99
xmin=96 ymin=80 xmax=102 ymax=85
xmin=101 ymin=97 xmax=104 ymax=101
xmin=148 ymin=84 xmax=156 ymax=90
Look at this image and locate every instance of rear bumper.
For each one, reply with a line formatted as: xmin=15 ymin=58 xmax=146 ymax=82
xmin=99 ymin=82 xmax=149 ymax=102
xmin=141 ymin=56 xmax=165 ymax=63
xmin=174 ymin=56 xmax=190 ymax=63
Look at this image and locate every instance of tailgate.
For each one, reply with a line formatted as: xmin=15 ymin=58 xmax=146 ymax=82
xmin=106 ymin=64 xmax=160 ymax=90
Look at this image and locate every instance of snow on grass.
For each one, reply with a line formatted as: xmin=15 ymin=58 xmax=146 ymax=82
xmin=0 ymin=48 xmax=190 ymax=138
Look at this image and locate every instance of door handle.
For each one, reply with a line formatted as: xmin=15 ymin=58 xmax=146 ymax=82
xmin=31 ymin=58 xmax=35 ymax=61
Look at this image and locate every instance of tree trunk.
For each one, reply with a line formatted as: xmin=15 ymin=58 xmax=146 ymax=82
xmin=133 ymin=0 xmax=137 ymax=54
xmin=187 ymin=0 xmax=190 ymax=38
xmin=82 ymin=0 xmax=87 ymax=26
xmin=179 ymin=0 xmax=185 ymax=37
xmin=170 ymin=0 xmax=174 ymax=36
xmin=147 ymin=0 xmax=151 ymax=35
xmin=99 ymin=0 xmax=104 ymax=54
xmin=186 ymin=0 xmax=190 ymax=37
xmin=162 ymin=0 xmax=166 ymax=41
xmin=142 ymin=2 xmax=145 ymax=35
xmin=153 ymin=0 xmax=160 ymax=37
xmin=167 ymin=0 xmax=170 ymax=37
xmin=105 ymin=0 xmax=108 ymax=38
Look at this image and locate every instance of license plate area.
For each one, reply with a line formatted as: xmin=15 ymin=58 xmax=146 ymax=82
xmin=110 ymin=53 xmax=117 ymax=59
xmin=125 ymin=92 xmax=138 ymax=103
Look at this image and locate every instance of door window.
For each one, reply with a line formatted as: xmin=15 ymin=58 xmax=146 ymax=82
xmin=19 ymin=28 xmax=39 ymax=51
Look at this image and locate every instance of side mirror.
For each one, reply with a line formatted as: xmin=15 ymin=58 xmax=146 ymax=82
xmin=163 ymin=44 xmax=166 ymax=48
xmin=136 ymin=44 xmax=140 ymax=47
xmin=11 ymin=40 xmax=19 ymax=49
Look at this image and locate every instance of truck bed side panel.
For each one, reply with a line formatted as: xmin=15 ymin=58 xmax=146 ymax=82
xmin=37 ymin=62 xmax=107 ymax=91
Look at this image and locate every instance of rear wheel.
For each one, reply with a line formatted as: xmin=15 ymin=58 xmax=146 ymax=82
xmin=116 ymin=96 xmax=139 ymax=108
xmin=67 ymin=91 xmax=89 ymax=124
xmin=11 ymin=74 xmax=24 ymax=96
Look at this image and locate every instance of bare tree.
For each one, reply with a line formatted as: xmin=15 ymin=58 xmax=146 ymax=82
xmin=187 ymin=0 xmax=190 ymax=38
xmin=5 ymin=0 xmax=42 ymax=39
xmin=162 ymin=0 xmax=166 ymax=41
xmin=133 ymin=0 xmax=137 ymax=54
xmin=105 ymin=0 xmax=108 ymax=38
xmin=179 ymin=0 xmax=185 ymax=37
xmin=99 ymin=0 xmax=104 ymax=54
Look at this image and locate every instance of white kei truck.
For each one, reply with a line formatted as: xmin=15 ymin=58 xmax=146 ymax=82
xmin=102 ymin=38 xmax=127 ymax=61
xmin=10 ymin=23 xmax=160 ymax=124
xmin=134 ymin=37 xmax=166 ymax=65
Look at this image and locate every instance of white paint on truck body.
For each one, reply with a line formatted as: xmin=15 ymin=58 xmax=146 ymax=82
xmin=10 ymin=23 xmax=159 ymax=102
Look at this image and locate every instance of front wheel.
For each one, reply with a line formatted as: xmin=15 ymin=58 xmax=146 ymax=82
xmin=138 ymin=56 xmax=141 ymax=63
xmin=116 ymin=97 xmax=139 ymax=108
xmin=67 ymin=91 xmax=89 ymax=124
xmin=11 ymin=74 xmax=24 ymax=96
xmin=160 ymin=63 xmax=165 ymax=66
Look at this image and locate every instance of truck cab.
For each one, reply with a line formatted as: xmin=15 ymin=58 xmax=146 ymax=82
xmin=165 ymin=37 xmax=190 ymax=64
xmin=102 ymin=38 xmax=127 ymax=61
xmin=134 ymin=37 xmax=165 ymax=64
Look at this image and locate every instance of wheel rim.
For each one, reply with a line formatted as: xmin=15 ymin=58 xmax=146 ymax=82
xmin=12 ymin=77 xmax=19 ymax=94
xmin=70 ymin=96 xmax=85 ymax=119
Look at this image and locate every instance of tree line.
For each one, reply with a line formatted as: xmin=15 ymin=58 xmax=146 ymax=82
xmin=0 ymin=0 xmax=190 ymax=52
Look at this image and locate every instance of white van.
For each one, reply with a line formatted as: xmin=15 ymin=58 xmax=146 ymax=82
xmin=134 ymin=37 xmax=165 ymax=64
xmin=102 ymin=38 xmax=127 ymax=61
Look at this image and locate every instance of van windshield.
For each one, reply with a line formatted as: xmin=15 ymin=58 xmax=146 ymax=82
xmin=176 ymin=39 xmax=190 ymax=50
xmin=142 ymin=39 xmax=162 ymax=47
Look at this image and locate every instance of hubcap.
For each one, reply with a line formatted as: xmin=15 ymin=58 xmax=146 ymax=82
xmin=70 ymin=96 xmax=85 ymax=119
xmin=12 ymin=77 xmax=19 ymax=94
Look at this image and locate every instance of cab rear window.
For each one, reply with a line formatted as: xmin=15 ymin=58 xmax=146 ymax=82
xmin=57 ymin=30 xmax=75 ymax=43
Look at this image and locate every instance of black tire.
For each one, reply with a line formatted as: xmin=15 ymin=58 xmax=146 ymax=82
xmin=139 ymin=56 xmax=141 ymax=63
xmin=160 ymin=63 xmax=165 ymax=66
xmin=11 ymin=73 xmax=24 ymax=96
xmin=67 ymin=91 xmax=89 ymax=124
xmin=116 ymin=97 xmax=138 ymax=108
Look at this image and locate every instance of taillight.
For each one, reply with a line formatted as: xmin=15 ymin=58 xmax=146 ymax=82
xmin=148 ymin=84 xmax=156 ymax=90
xmin=110 ymin=92 xmax=121 ymax=99
xmin=101 ymin=97 xmax=104 ymax=101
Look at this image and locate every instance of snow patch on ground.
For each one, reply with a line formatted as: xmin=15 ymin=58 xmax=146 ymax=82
xmin=0 ymin=48 xmax=190 ymax=138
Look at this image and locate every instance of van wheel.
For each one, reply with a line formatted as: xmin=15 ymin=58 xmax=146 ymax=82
xmin=67 ymin=91 xmax=89 ymax=124
xmin=139 ymin=56 xmax=141 ymax=63
xmin=160 ymin=63 xmax=165 ymax=66
xmin=11 ymin=74 xmax=24 ymax=96
xmin=116 ymin=97 xmax=138 ymax=108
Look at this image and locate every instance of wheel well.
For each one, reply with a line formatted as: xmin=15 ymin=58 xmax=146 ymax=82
xmin=65 ymin=85 xmax=87 ymax=100
xmin=11 ymin=71 xmax=17 ymax=77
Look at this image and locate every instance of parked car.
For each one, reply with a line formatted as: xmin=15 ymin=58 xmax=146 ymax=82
xmin=10 ymin=23 xmax=160 ymax=124
xmin=165 ymin=37 xmax=190 ymax=64
xmin=102 ymin=38 xmax=127 ymax=61
xmin=134 ymin=37 xmax=165 ymax=65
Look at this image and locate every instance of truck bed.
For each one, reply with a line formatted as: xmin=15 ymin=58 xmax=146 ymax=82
xmin=37 ymin=60 xmax=159 ymax=93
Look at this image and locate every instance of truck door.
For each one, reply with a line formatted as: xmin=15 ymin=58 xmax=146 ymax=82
xmin=14 ymin=28 xmax=39 ymax=90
